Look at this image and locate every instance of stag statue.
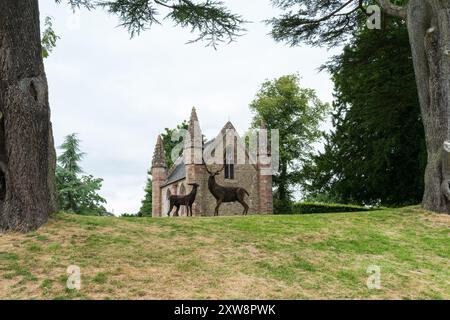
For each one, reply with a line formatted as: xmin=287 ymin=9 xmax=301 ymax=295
xmin=204 ymin=164 xmax=249 ymax=215
xmin=167 ymin=183 xmax=199 ymax=217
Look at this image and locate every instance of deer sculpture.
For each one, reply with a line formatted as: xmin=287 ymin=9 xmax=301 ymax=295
xmin=167 ymin=183 xmax=199 ymax=217
xmin=204 ymin=163 xmax=250 ymax=215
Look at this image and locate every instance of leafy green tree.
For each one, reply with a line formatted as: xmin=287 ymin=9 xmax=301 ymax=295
xmin=56 ymin=134 xmax=108 ymax=215
xmin=161 ymin=120 xmax=189 ymax=168
xmin=138 ymin=170 xmax=152 ymax=217
xmin=249 ymin=74 xmax=329 ymax=212
xmin=268 ymin=0 xmax=450 ymax=212
xmin=303 ymin=21 xmax=426 ymax=206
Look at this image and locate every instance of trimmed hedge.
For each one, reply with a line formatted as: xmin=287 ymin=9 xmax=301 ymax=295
xmin=292 ymin=202 xmax=376 ymax=214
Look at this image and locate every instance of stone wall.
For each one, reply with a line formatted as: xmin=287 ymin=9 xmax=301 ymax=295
xmin=200 ymin=163 xmax=260 ymax=216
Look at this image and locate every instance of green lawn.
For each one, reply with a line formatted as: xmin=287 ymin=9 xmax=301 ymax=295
xmin=0 ymin=207 xmax=448 ymax=299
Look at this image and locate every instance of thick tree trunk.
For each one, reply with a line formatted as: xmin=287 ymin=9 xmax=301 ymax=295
xmin=407 ymin=0 xmax=450 ymax=213
xmin=0 ymin=0 xmax=57 ymax=232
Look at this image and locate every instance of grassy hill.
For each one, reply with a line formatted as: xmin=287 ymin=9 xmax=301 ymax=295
xmin=0 ymin=207 xmax=448 ymax=300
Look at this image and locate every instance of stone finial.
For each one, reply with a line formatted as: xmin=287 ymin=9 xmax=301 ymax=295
xmin=190 ymin=106 xmax=199 ymax=123
xmin=186 ymin=107 xmax=202 ymax=149
xmin=188 ymin=107 xmax=201 ymax=135
xmin=152 ymin=135 xmax=166 ymax=168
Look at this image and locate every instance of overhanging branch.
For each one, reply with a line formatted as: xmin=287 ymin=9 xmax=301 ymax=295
xmin=375 ymin=0 xmax=407 ymax=19
xmin=293 ymin=0 xmax=354 ymax=25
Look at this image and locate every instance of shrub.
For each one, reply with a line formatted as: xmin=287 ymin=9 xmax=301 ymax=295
xmin=274 ymin=199 xmax=293 ymax=214
xmin=292 ymin=202 xmax=376 ymax=214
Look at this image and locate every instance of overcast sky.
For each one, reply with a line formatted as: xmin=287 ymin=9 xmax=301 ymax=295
xmin=40 ymin=0 xmax=341 ymax=215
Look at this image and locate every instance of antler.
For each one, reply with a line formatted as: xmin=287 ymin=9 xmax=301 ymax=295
xmin=215 ymin=164 xmax=225 ymax=174
xmin=202 ymin=158 xmax=214 ymax=175
xmin=202 ymin=158 xmax=224 ymax=175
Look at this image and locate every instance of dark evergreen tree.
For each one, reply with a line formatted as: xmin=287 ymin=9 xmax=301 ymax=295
xmin=138 ymin=170 xmax=152 ymax=217
xmin=303 ymin=21 xmax=426 ymax=206
xmin=56 ymin=134 xmax=108 ymax=215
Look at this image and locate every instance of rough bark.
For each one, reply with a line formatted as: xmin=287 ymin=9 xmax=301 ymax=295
xmin=0 ymin=0 xmax=57 ymax=232
xmin=407 ymin=0 xmax=450 ymax=213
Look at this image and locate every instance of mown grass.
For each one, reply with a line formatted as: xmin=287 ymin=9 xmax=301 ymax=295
xmin=0 ymin=206 xmax=448 ymax=300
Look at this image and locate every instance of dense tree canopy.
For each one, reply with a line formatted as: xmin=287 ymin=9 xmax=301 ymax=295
xmin=161 ymin=120 xmax=189 ymax=168
xmin=303 ymin=20 xmax=426 ymax=206
xmin=249 ymin=75 xmax=329 ymax=212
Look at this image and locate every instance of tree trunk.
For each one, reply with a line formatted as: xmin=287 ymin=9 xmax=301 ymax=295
xmin=0 ymin=0 xmax=57 ymax=232
xmin=277 ymin=161 xmax=289 ymax=201
xmin=407 ymin=0 xmax=450 ymax=213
